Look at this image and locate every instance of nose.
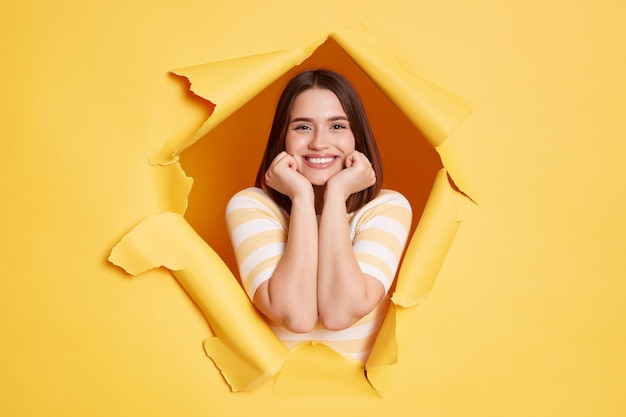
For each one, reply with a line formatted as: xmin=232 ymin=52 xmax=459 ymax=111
xmin=308 ymin=130 xmax=329 ymax=151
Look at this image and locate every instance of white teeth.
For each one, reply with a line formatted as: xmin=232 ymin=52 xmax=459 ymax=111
xmin=309 ymin=157 xmax=334 ymax=164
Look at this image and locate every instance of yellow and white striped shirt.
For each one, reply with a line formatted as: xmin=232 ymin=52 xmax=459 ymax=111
xmin=225 ymin=187 xmax=412 ymax=361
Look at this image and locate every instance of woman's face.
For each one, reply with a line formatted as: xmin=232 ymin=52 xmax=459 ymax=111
xmin=284 ymin=88 xmax=356 ymax=187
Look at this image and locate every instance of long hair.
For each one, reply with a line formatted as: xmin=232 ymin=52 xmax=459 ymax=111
xmin=255 ymin=69 xmax=383 ymax=213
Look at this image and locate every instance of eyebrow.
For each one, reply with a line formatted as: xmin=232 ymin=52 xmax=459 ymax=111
xmin=290 ymin=116 xmax=350 ymax=123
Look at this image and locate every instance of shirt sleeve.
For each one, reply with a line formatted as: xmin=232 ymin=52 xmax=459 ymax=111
xmin=225 ymin=188 xmax=288 ymax=300
xmin=350 ymin=190 xmax=413 ymax=294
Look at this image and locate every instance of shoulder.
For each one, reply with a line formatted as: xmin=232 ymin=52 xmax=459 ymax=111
xmin=226 ymin=187 xmax=276 ymax=212
xmin=363 ymin=189 xmax=412 ymax=214
xmin=226 ymin=187 xmax=288 ymax=224
xmin=350 ymin=189 xmax=413 ymax=230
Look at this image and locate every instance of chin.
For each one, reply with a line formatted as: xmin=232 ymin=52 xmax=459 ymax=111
xmin=310 ymin=179 xmax=329 ymax=187
xmin=305 ymin=170 xmax=341 ymax=187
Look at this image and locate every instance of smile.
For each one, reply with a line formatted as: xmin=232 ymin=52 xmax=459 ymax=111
xmin=304 ymin=156 xmax=337 ymax=167
xmin=308 ymin=157 xmax=335 ymax=164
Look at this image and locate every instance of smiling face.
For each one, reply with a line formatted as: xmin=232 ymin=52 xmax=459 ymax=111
xmin=256 ymin=69 xmax=383 ymax=214
xmin=284 ymin=87 xmax=356 ymax=187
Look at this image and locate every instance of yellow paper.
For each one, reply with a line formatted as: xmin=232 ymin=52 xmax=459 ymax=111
xmin=392 ymin=169 xmax=463 ymax=307
xmin=109 ymin=212 xmax=289 ymax=391
xmin=152 ymin=46 xmax=322 ymax=164
xmin=331 ymin=26 xmax=471 ymax=148
xmin=5 ymin=1 xmax=626 ymax=415
xmin=365 ymin=168 xmax=463 ymax=392
xmin=272 ymin=343 xmax=375 ymax=399
xmin=107 ymin=25 xmax=471 ymax=393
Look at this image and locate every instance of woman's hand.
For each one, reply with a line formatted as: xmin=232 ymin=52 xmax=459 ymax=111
xmin=317 ymin=150 xmax=382 ymax=330
xmin=326 ymin=151 xmax=376 ymax=200
xmin=256 ymin=153 xmax=319 ymax=333
xmin=265 ymin=152 xmax=312 ymax=200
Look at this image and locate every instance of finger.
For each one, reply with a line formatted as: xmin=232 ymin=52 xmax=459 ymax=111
xmin=344 ymin=151 xmax=359 ymax=168
xmin=286 ymin=155 xmax=298 ymax=170
xmin=347 ymin=152 xmax=369 ymax=168
xmin=268 ymin=154 xmax=281 ymax=169
xmin=356 ymin=151 xmax=372 ymax=166
xmin=271 ymin=153 xmax=295 ymax=171
xmin=272 ymin=151 xmax=288 ymax=165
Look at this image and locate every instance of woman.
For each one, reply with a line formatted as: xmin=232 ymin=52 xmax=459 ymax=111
xmin=226 ymin=69 xmax=412 ymax=361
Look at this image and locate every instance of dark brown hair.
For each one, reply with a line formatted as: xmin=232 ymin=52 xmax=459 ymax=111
xmin=255 ymin=69 xmax=383 ymax=213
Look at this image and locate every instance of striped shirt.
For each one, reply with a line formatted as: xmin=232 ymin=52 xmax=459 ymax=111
xmin=225 ymin=187 xmax=412 ymax=361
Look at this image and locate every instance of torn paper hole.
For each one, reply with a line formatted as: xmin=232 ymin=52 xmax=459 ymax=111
xmin=109 ymin=24 xmax=475 ymax=395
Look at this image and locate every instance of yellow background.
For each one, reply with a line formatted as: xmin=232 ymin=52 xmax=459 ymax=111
xmin=2 ymin=1 xmax=625 ymax=416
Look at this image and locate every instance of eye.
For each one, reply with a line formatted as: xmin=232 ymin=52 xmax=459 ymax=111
xmin=330 ymin=124 xmax=347 ymax=130
xmin=293 ymin=124 xmax=312 ymax=130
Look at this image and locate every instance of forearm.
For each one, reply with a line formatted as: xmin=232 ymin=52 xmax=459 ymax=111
xmin=317 ymin=191 xmax=384 ymax=330
xmin=254 ymin=194 xmax=319 ymax=333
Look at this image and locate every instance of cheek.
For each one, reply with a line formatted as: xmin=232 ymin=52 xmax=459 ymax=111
xmin=342 ymin=134 xmax=356 ymax=152
xmin=284 ymin=134 xmax=298 ymax=154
